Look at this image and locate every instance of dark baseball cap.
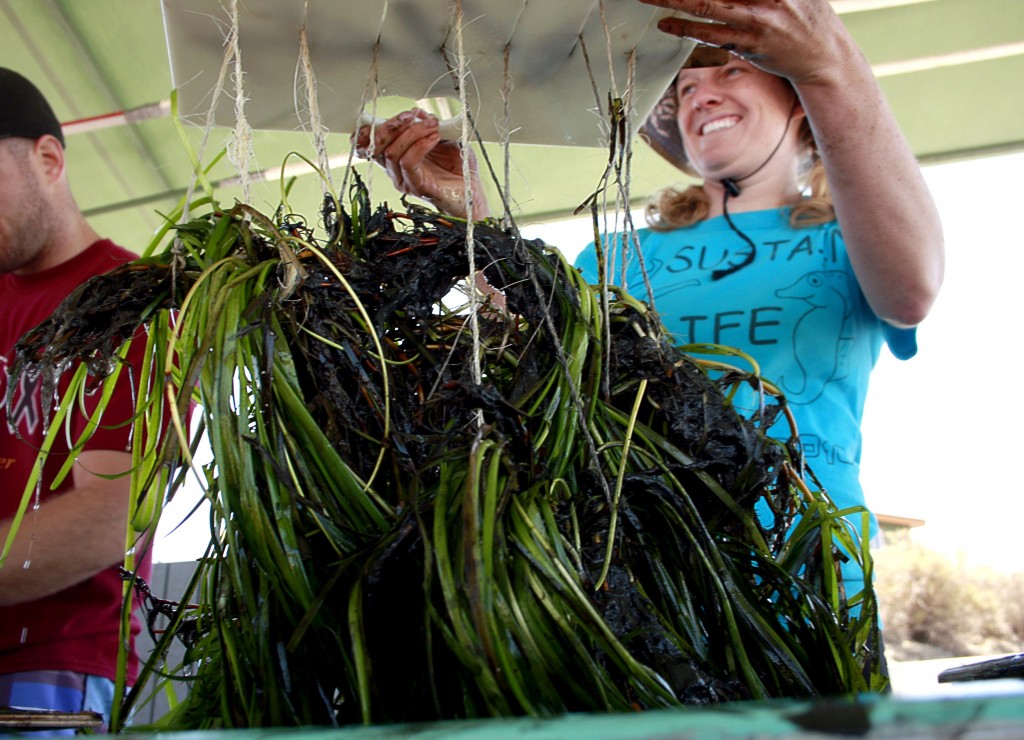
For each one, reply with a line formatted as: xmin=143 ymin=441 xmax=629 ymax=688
xmin=0 ymin=67 xmax=65 ymax=147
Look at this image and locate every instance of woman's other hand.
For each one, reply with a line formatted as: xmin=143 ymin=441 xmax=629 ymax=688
xmin=353 ymin=108 xmax=490 ymax=220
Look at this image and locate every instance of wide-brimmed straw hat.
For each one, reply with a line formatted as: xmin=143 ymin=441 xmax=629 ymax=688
xmin=639 ymin=45 xmax=732 ymax=175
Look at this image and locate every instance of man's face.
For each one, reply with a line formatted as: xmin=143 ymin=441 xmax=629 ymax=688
xmin=0 ymin=138 xmax=51 ymax=275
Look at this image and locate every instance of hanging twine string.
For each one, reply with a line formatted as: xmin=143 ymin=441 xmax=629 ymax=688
xmin=297 ymin=3 xmax=333 ymax=195
xmin=452 ymin=1 xmax=485 ymax=398
xmin=598 ymin=49 xmax=654 ymax=306
xmin=575 ymin=30 xmax=616 ymax=401
xmin=226 ymin=0 xmax=254 ymax=205
xmin=599 ymin=0 xmax=619 ymax=100
xmin=615 ymin=51 xmax=657 ymax=308
xmin=596 ymin=0 xmax=624 ymax=284
xmin=501 ymin=43 xmax=514 ymax=231
xmin=577 ymin=2 xmax=649 ymax=402
xmin=341 ymin=2 xmax=388 ymax=200
xmin=585 ymin=0 xmax=658 ymax=579
xmin=498 ymin=2 xmax=527 ymax=231
xmin=180 ymin=22 xmax=236 ymax=226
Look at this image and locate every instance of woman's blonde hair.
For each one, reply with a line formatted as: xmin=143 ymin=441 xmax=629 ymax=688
xmin=644 ymin=119 xmax=835 ymax=231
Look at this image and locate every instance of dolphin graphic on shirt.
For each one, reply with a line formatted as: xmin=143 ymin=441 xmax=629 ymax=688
xmin=775 ymin=270 xmax=853 ymax=404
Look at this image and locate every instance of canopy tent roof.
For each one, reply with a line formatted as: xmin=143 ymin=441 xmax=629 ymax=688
xmin=162 ymin=0 xmax=697 ymax=147
xmin=2 ymin=0 xmax=1022 ymax=254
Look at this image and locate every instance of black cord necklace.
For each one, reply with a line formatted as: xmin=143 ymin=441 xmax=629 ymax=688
xmin=710 ymin=100 xmax=799 ymax=282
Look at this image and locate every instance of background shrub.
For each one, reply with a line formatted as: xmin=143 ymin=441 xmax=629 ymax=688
xmin=874 ymin=541 xmax=1023 ymax=661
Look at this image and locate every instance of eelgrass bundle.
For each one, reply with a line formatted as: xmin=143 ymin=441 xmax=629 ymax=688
xmin=8 ymin=176 xmax=885 ymax=730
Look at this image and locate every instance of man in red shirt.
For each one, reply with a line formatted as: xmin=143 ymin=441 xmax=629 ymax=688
xmin=0 ymin=67 xmax=152 ymax=731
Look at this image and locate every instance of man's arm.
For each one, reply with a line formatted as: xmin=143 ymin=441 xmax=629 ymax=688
xmin=0 ymin=449 xmax=133 ymax=605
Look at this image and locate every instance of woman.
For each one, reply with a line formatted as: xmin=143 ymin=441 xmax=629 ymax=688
xmin=580 ymin=1 xmax=944 ymax=602
xmin=355 ymin=0 xmax=943 ymax=606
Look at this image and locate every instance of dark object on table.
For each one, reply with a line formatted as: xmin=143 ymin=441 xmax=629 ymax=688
xmin=938 ymin=653 xmax=1024 ymax=683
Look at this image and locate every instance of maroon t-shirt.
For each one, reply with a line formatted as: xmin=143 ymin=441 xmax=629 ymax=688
xmin=0 ymin=239 xmax=152 ymax=682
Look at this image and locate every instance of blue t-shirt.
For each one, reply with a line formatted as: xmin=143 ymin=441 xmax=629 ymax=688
xmin=574 ymin=208 xmax=915 ymax=588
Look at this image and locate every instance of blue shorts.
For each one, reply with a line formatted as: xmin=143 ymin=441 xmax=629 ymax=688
xmin=0 ymin=670 xmax=114 ymax=735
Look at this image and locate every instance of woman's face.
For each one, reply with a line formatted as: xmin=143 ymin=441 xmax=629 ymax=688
xmin=674 ymin=58 xmax=802 ymax=184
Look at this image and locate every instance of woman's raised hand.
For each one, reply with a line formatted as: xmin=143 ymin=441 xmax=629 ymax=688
xmin=638 ymin=0 xmax=855 ymax=86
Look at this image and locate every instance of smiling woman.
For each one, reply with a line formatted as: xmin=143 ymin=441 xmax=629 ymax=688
xmin=567 ymin=3 xmax=943 ymax=620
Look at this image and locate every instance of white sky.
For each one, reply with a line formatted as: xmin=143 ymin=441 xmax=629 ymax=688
xmin=860 ymin=152 xmax=1024 ymax=574
xmin=155 ymin=151 xmax=1024 ymax=575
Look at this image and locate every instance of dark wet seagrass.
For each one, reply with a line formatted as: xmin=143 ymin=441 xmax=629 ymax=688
xmin=8 ymin=176 xmax=885 ymax=729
